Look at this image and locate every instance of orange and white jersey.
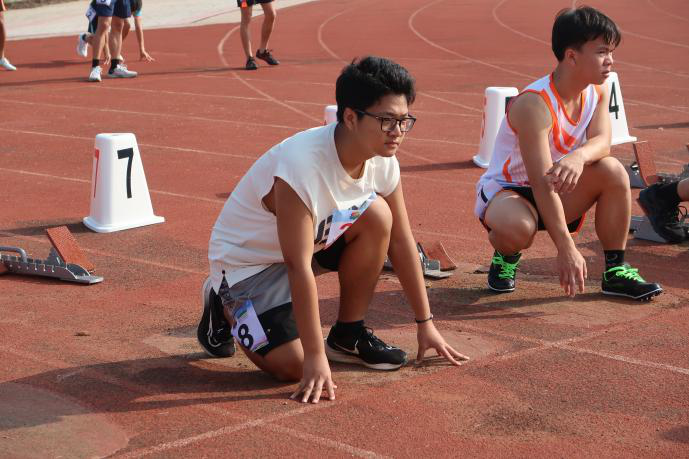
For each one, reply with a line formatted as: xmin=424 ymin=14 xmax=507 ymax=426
xmin=474 ymin=74 xmax=603 ymax=219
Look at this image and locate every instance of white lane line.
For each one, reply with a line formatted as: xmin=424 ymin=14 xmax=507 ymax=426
xmin=317 ymin=3 xmax=483 ymax=116
xmin=314 ymin=5 xmax=452 ymax=165
xmin=266 ymin=424 xmax=389 ymax=459
xmin=490 ymin=0 xmax=689 ymax=79
xmin=646 ymin=0 xmax=689 ymax=23
xmin=620 ymin=29 xmax=689 ymax=50
xmin=0 ymin=126 xmax=477 ymax=187
xmin=0 ymin=127 xmax=260 ymax=161
xmin=0 ymin=167 xmax=225 ymax=204
xmin=2 ymin=99 xmax=305 ymax=131
xmin=410 ymin=307 xmax=689 ymax=377
xmin=408 ymin=0 xmax=533 ymax=80
xmin=0 ymin=344 xmax=373 ymax=458
xmin=27 ymin=84 xmax=479 ymax=118
xmin=216 ymin=26 xmax=321 ymax=124
xmin=558 ymin=344 xmax=689 ymax=376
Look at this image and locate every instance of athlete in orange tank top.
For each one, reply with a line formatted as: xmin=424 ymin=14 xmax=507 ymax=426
xmin=475 ymin=6 xmax=662 ymax=301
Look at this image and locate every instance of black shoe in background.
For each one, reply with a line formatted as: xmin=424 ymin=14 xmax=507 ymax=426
xmin=638 ymin=183 xmax=686 ymax=243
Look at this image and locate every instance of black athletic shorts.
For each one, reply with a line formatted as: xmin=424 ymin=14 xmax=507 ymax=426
xmin=237 ymin=0 xmax=273 ymax=8
xmin=249 ymin=236 xmax=347 ymax=356
xmin=504 ymin=186 xmax=585 ymax=233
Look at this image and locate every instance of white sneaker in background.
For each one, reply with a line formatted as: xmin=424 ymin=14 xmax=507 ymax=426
xmin=76 ymin=34 xmax=89 ymax=58
xmin=88 ymin=66 xmax=102 ymax=82
xmin=107 ymin=64 xmax=137 ymax=78
xmin=0 ymin=57 xmax=17 ymax=71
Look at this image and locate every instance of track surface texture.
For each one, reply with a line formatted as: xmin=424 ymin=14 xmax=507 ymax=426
xmin=2 ymin=0 xmax=689 ymax=457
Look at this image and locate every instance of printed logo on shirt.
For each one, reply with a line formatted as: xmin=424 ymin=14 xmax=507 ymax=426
xmin=313 ymin=192 xmax=377 ymax=249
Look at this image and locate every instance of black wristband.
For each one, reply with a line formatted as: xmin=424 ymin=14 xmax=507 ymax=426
xmin=415 ymin=314 xmax=433 ymax=324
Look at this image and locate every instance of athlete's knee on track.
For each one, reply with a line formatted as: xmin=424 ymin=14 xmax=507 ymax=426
xmin=593 ymin=156 xmax=630 ymax=190
xmin=357 ymin=197 xmax=393 ymax=239
xmin=491 ymin=216 xmax=536 ymax=251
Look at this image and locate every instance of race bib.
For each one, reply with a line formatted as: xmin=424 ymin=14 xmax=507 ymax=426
xmin=325 ymin=192 xmax=377 ymax=248
xmin=231 ymin=299 xmax=268 ymax=352
xmin=95 ymin=0 xmax=112 ymax=6
xmin=85 ymin=6 xmax=97 ymax=21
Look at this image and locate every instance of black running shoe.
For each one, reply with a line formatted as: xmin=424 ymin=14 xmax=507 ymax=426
xmin=601 ymin=264 xmax=663 ymax=301
xmin=638 ymin=183 xmax=686 ymax=244
xmin=245 ymin=57 xmax=258 ymax=70
xmin=256 ymin=49 xmax=279 ymax=65
xmin=197 ymin=277 xmax=236 ymax=357
xmin=488 ymin=251 xmax=521 ymax=293
xmin=325 ymin=326 xmax=407 ymax=370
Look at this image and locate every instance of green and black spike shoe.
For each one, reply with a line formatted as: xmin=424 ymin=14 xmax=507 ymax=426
xmin=601 ymin=263 xmax=663 ymax=301
xmin=488 ymin=251 xmax=521 ymax=293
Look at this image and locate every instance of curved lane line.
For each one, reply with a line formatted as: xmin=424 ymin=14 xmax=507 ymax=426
xmin=316 ymin=4 xmax=457 ymax=165
xmin=646 ymin=0 xmax=689 ymax=23
xmin=217 ymin=25 xmax=320 ymax=123
xmin=409 ymin=0 xmax=534 ymax=80
xmin=491 ymin=0 xmax=689 ymax=78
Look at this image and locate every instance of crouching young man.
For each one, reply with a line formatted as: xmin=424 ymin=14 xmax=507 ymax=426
xmin=199 ymin=56 xmax=469 ymax=403
xmin=475 ymin=6 xmax=662 ymax=301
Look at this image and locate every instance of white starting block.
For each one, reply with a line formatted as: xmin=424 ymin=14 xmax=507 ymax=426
xmin=473 ymin=73 xmax=637 ymax=168
xmin=83 ymin=133 xmax=164 ymax=233
xmin=606 ymin=72 xmax=636 ymax=146
xmin=473 ymin=87 xmax=519 ymax=168
xmin=324 ymin=105 xmax=337 ymax=125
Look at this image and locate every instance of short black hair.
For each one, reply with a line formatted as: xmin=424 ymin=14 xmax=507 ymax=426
xmin=551 ymin=6 xmax=621 ymax=61
xmin=335 ymin=56 xmax=416 ymax=123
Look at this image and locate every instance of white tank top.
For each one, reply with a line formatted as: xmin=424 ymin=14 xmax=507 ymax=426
xmin=475 ymin=74 xmax=603 ymax=217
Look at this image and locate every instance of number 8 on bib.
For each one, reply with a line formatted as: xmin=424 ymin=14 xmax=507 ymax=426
xmin=231 ymin=299 xmax=269 ymax=352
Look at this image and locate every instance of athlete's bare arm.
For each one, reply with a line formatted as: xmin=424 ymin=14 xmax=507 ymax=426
xmin=384 ymin=182 xmax=469 ymax=365
xmin=547 ymin=86 xmax=612 ymax=194
xmin=274 ymin=178 xmax=335 ymax=404
xmin=510 ymin=93 xmax=586 ymax=296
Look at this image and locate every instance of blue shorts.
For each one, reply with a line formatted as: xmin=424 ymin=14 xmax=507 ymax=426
xmin=92 ymin=0 xmax=132 ymax=19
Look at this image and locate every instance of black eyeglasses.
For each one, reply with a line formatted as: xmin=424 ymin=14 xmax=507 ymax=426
xmin=355 ymin=110 xmax=417 ymax=133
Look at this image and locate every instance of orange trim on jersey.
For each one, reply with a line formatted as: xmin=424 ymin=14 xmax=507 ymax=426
xmin=561 ymin=125 xmax=576 ymax=148
xmin=549 ymin=75 xmax=584 ymax=126
xmin=506 ymin=89 xmax=541 ymax=134
xmin=540 ymin=92 xmax=569 ymax=155
xmin=502 ymin=156 xmax=513 ymax=183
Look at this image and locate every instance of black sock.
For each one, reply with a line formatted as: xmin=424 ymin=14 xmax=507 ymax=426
xmin=495 ymin=250 xmax=521 ymax=263
xmin=656 ymin=182 xmax=681 ymax=207
xmin=110 ymin=58 xmax=121 ymax=72
xmin=604 ymin=250 xmax=625 ymax=270
xmin=331 ymin=320 xmax=364 ymax=340
xmin=91 ymin=59 xmax=100 ymax=68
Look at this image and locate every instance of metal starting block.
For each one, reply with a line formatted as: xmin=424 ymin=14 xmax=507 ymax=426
xmin=0 ymin=226 xmax=103 ymax=284
xmin=384 ymin=241 xmax=456 ymax=280
xmin=629 ymin=141 xmax=689 ymax=242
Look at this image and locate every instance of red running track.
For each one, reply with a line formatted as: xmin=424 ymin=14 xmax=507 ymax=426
xmin=1 ymin=0 xmax=689 ymax=456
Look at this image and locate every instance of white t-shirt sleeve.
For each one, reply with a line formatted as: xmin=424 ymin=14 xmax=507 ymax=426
xmin=271 ymin=152 xmax=318 ymax=216
xmin=373 ymin=156 xmax=401 ymax=197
